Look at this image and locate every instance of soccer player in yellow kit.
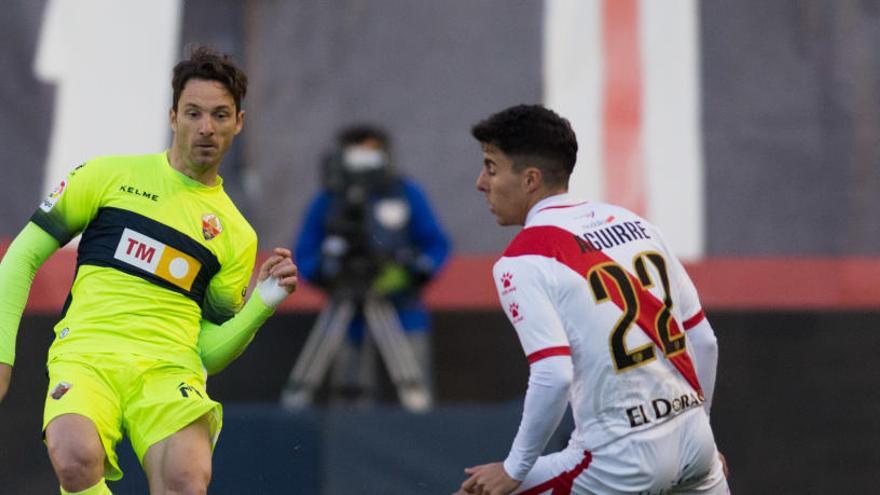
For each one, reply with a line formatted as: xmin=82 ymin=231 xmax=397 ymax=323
xmin=0 ymin=47 xmax=297 ymax=494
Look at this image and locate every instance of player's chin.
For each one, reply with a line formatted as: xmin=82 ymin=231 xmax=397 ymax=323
xmin=495 ymin=215 xmax=516 ymax=226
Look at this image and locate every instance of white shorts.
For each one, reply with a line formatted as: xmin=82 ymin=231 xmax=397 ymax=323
xmin=515 ymin=409 xmax=728 ymax=495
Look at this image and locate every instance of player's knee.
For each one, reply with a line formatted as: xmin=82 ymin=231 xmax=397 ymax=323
xmin=48 ymin=440 xmax=104 ymax=489
xmin=163 ymin=462 xmax=211 ymax=495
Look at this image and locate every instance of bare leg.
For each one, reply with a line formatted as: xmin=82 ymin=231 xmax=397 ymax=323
xmin=142 ymin=414 xmax=213 ymax=495
xmin=45 ymin=413 xmax=106 ymax=492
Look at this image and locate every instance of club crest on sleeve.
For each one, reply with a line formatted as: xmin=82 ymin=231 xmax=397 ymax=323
xmin=509 ymin=302 xmax=523 ymax=323
xmin=50 ymin=381 xmax=72 ymax=400
xmin=201 ymin=213 xmax=223 ymax=240
xmin=501 ymin=272 xmax=516 ymax=295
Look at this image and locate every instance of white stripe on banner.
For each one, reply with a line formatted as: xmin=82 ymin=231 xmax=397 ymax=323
xmin=640 ymin=0 xmax=704 ymax=260
xmin=543 ymin=0 xmax=704 ymax=260
xmin=543 ymin=0 xmax=603 ymax=204
xmin=35 ymin=0 xmax=183 ymax=195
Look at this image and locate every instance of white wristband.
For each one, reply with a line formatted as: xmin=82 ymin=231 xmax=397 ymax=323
xmin=256 ymin=276 xmax=288 ymax=308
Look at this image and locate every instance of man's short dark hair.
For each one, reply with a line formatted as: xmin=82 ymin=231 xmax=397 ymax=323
xmin=471 ymin=104 xmax=578 ymax=187
xmin=171 ymin=45 xmax=248 ymax=112
xmin=336 ymin=124 xmax=391 ymax=150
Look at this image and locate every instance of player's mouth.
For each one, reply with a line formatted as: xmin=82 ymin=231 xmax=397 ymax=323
xmin=195 ymin=142 xmax=217 ymax=152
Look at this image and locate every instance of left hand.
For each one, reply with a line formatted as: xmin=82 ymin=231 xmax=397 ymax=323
xmin=456 ymin=462 xmax=521 ymax=495
xmin=258 ymin=247 xmax=298 ymax=294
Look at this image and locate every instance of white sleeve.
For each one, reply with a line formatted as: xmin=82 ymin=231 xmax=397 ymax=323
xmin=492 ymin=255 xmax=572 ymax=480
xmin=667 ymin=249 xmax=702 ymax=323
xmin=686 ymin=317 xmax=718 ymax=414
xmin=493 ymin=256 xmax=570 ymax=359
xmin=503 ymin=356 xmax=573 ymax=480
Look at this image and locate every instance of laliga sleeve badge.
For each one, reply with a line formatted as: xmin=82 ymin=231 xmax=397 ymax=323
xmin=39 ymin=179 xmax=67 ymax=212
xmin=50 ymin=381 xmax=72 ymax=400
xmin=201 ymin=213 xmax=223 ymax=240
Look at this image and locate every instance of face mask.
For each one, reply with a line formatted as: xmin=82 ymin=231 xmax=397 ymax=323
xmin=342 ymin=147 xmax=387 ymax=172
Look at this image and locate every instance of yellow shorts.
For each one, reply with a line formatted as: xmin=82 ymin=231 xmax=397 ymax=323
xmin=43 ymin=353 xmax=222 ymax=481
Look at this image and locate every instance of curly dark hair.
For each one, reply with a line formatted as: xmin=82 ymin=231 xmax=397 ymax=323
xmin=471 ymin=104 xmax=578 ymax=187
xmin=171 ymin=45 xmax=248 ymax=112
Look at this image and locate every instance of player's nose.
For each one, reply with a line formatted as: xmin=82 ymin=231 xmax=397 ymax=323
xmin=198 ymin=116 xmax=215 ymax=135
xmin=475 ymin=169 xmax=488 ymax=192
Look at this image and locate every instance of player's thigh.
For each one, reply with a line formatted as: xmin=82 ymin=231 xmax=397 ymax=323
xmin=44 ymin=358 xmax=124 ymax=480
xmin=143 ymin=413 xmax=214 ymax=490
xmin=124 ymin=363 xmax=222 ymax=466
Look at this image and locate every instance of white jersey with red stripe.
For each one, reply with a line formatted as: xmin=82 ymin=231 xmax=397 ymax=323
xmin=493 ymin=193 xmax=707 ymax=452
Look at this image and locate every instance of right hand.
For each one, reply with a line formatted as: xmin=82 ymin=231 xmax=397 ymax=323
xmin=371 ymin=263 xmax=410 ymax=295
xmin=258 ymin=248 xmax=298 ymax=293
xmin=0 ymin=363 xmax=11 ymax=403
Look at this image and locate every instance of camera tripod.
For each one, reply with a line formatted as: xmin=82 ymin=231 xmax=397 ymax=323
xmin=280 ymin=292 xmax=432 ymax=412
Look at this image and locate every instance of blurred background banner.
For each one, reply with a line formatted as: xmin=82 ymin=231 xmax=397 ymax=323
xmin=4 ymin=0 xmax=880 ymax=258
xmin=2 ymin=1 xmax=880 ymax=493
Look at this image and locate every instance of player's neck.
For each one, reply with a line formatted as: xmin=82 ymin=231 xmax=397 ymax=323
xmin=515 ymin=187 xmax=568 ymax=226
xmin=525 ymin=187 xmax=568 ymax=213
xmin=166 ymin=149 xmax=220 ymax=186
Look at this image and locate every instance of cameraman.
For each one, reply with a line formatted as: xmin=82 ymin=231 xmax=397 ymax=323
xmin=293 ymin=124 xmax=450 ymax=406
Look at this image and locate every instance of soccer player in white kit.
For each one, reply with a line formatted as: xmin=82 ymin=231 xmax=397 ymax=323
xmin=457 ymin=105 xmax=729 ymax=495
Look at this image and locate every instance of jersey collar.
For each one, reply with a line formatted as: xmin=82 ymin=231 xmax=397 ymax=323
xmin=162 ymin=151 xmax=225 ymax=191
xmin=525 ymin=193 xmax=588 ymax=226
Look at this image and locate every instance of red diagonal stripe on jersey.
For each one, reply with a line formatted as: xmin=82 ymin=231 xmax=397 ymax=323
xmin=504 ymin=225 xmax=702 ymax=395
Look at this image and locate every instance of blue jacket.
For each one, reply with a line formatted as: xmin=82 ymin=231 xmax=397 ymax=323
xmin=294 ymin=176 xmax=450 ymax=340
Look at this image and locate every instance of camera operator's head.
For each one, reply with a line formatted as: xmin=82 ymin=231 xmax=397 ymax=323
xmin=321 ymin=124 xmax=396 ymax=193
xmin=337 ymin=124 xmax=390 ymax=154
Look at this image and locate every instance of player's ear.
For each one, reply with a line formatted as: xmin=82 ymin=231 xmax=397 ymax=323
xmin=234 ymin=110 xmax=245 ymax=135
xmin=523 ymin=167 xmax=542 ymax=193
xmin=169 ymin=108 xmax=177 ymax=132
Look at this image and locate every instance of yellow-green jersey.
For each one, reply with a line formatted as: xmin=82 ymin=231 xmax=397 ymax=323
xmin=30 ymin=152 xmax=256 ymax=374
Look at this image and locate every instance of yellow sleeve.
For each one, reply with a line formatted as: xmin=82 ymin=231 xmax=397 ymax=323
xmin=30 ymin=160 xmax=107 ymax=246
xmin=0 ymin=223 xmax=60 ymax=365
xmin=201 ymin=235 xmax=257 ymax=325
xmin=197 ymin=286 xmax=275 ymax=375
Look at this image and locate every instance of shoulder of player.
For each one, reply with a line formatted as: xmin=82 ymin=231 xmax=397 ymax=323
xmin=588 ymin=201 xmax=652 ymax=225
xmin=501 ymin=224 xmax=576 ymax=259
xmin=213 ymin=194 xmax=256 ymax=239
xmin=213 ymin=203 xmax=258 ymax=255
xmin=74 ymin=153 xmax=162 ymax=179
xmin=494 ymin=228 xmax=574 ymax=276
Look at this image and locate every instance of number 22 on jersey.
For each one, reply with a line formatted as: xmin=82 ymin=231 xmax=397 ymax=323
xmin=586 ymin=251 xmax=686 ymax=373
